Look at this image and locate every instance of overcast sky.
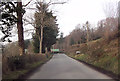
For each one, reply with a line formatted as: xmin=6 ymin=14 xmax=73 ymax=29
xmin=0 ymin=0 xmax=119 ymax=43
xmin=24 ymin=0 xmax=119 ymax=37
xmin=54 ymin=0 xmax=119 ymax=36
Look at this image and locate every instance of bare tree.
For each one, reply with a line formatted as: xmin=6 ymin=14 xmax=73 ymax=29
xmin=103 ymin=1 xmax=118 ymax=18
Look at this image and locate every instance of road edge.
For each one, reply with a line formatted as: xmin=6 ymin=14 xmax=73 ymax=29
xmin=19 ymin=55 xmax=53 ymax=80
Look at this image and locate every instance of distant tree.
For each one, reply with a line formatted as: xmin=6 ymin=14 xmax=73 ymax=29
xmin=60 ymin=32 xmax=64 ymax=39
xmin=58 ymin=32 xmax=64 ymax=50
xmin=59 ymin=32 xmax=64 ymax=43
xmin=70 ymin=38 xmax=75 ymax=46
xmin=78 ymin=41 xmax=80 ymax=44
xmin=24 ymin=39 xmax=30 ymax=49
xmin=102 ymin=1 xmax=118 ymax=41
xmin=32 ymin=34 xmax=39 ymax=53
xmin=103 ymin=1 xmax=118 ymax=18
xmin=89 ymin=20 xmax=105 ymax=40
xmin=103 ymin=17 xmax=118 ymax=41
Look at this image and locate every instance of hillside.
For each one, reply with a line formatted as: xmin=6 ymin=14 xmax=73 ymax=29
xmin=66 ymin=38 xmax=119 ymax=75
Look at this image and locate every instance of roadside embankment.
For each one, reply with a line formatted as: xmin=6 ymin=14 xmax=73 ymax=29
xmin=66 ymin=38 xmax=119 ymax=79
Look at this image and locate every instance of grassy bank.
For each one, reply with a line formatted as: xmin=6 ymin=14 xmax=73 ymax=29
xmin=2 ymin=54 xmax=52 ymax=80
xmin=66 ymin=38 xmax=119 ymax=76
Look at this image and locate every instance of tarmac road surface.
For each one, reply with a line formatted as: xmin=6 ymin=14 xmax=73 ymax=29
xmin=28 ymin=54 xmax=112 ymax=79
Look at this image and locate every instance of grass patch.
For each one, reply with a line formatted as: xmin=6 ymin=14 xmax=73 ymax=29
xmin=67 ymin=38 xmax=119 ymax=75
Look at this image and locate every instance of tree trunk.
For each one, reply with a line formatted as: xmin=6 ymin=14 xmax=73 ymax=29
xmin=86 ymin=21 xmax=89 ymax=51
xmin=86 ymin=25 xmax=89 ymax=43
xmin=45 ymin=47 xmax=48 ymax=54
xmin=17 ymin=2 xmax=25 ymax=55
xmin=39 ymin=24 xmax=43 ymax=54
xmin=39 ymin=4 xmax=44 ymax=54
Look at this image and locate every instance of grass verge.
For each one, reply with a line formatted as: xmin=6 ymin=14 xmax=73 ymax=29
xmin=2 ymin=54 xmax=53 ymax=80
xmin=68 ymin=54 xmax=119 ymax=80
xmin=66 ymin=38 xmax=119 ymax=79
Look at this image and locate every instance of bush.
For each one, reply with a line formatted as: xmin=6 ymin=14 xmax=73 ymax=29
xmin=3 ymin=43 xmax=20 ymax=56
xmin=7 ymin=55 xmax=26 ymax=71
xmin=3 ymin=54 xmax=47 ymax=74
xmin=2 ymin=56 xmax=9 ymax=74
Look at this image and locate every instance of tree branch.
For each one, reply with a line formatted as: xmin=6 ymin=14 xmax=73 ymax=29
xmin=23 ymin=0 xmax=32 ymax=7
xmin=50 ymin=2 xmax=66 ymax=5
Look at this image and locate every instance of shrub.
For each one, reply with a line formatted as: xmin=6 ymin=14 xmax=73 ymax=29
xmin=3 ymin=54 xmax=47 ymax=74
xmin=7 ymin=55 xmax=26 ymax=71
xmin=2 ymin=56 xmax=10 ymax=74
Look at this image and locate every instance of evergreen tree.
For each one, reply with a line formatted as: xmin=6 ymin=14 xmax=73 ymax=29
xmin=33 ymin=26 xmax=58 ymax=53
xmin=34 ymin=6 xmax=58 ymax=53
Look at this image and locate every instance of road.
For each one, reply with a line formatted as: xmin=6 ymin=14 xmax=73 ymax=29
xmin=28 ymin=54 xmax=112 ymax=79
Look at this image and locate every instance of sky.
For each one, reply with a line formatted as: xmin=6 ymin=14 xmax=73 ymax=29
xmin=23 ymin=0 xmax=119 ymax=37
xmin=0 ymin=0 xmax=119 ymax=43
xmin=54 ymin=0 xmax=119 ymax=36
